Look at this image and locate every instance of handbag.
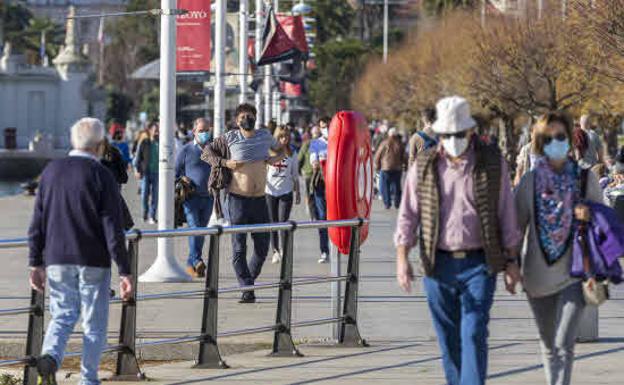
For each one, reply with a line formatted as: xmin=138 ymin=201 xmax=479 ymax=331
xmin=577 ymin=169 xmax=609 ymax=306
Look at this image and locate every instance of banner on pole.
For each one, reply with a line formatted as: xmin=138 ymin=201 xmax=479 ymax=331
xmin=257 ymin=8 xmax=299 ymax=66
xmin=176 ymin=0 xmax=211 ymax=72
xmin=276 ymin=15 xmax=308 ymax=54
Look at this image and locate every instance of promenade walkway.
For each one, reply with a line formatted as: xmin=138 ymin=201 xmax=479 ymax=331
xmin=0 ymin=178 xmax=623 ymax=383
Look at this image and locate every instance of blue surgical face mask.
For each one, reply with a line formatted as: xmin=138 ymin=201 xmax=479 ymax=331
xmin=197 ymin=132 xmax=212 ymax=145
xmin=543 ymin=138 xmax=570 ymax=161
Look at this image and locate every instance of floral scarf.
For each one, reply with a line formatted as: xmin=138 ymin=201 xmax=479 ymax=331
xmin=534 ymin=157 xmax=580 ymax=265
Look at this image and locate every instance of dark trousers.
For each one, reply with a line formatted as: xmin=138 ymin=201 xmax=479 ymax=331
xmin=379 ymin=170 xmax=402 ymax=209
xmin=423 ymin=251 xmax=496 ymax=385
xmin=312 ymin=185 xmax=330 ymax=254
xmin=266 ymin=192 xmax=294 ymax=253
xmin=228 ymin=193 xmax=270 ymax=286
xmin=183 ymin=195 xmax=214 ymax=267
xmin=304 ymin=177 xmax=317 ymax=220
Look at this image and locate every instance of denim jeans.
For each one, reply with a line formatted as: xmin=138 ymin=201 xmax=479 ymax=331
xmin=379 ymin=170 xmax=402 ymax=209
xmin=42 ymin=265 xmax=111 ymax=385
xmin=228 ymin=193 xmax=270 ymax=286
xmin=266 ymin=192 xmax=294 ymax=253
xmin=312 ymin=185 xmax=330 ymax=254
xmin=423 ymin=252 xmax=496 ymax=385
xmin=183 ymin=195 xmax=214 ymax=267
xmin=141 ymin=171 xmax=158 ymax=219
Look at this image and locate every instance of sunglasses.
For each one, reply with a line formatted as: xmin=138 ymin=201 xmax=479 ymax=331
xmin=543 ymin=133 xmax=567 ymax=145
xmin=439 ymin=132 xmax=467 ymax=139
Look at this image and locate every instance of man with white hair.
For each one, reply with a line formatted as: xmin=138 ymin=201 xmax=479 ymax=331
xmin=394 ymin=97 xmax=522 ymax=385
xmin=578 ymin=114 xmax=605 ymax=169
xmin=28 ymin=118 xmax=133 ymax=385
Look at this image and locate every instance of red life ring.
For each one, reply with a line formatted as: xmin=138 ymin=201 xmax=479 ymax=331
xmin=325 ymin=111 xmax=373 ymax=254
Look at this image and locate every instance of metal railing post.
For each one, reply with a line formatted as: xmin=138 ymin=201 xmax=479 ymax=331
xmin=338 ymin=220 xmax=367 ymax=347
xmin=22 ymin=288 xmax=45 ymax=385
xmin=195 ymin=229 xmax=228 ymax=368
xmin=271 ymin=222 xmax=302 ymax=357
xmin=113 ymin=232 xmax=144 ymax=380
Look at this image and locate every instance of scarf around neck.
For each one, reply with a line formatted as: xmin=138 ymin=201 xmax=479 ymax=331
xmin=534 ymin=157 xmax=580 ymax=265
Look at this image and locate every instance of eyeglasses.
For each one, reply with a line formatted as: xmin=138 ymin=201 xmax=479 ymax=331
xmin=543 ymin=133 xmax=567 ymax=145
xmin=439 ymin=132 xmax=467 ymax=139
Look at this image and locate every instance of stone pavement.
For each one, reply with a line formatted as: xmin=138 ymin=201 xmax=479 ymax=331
xmin=0 ymin=177 xmax=623 ymax=383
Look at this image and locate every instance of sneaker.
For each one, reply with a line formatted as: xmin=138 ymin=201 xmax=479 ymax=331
xmin=147 ymin=218 xmax=157 ymax=225
xmin=36 ymin=354 xmax=58 ymax=385
xmin=318 ymin=252 xmax=329 ymax=264
xmin=239 ymin=290 xmax=256 ymax=304
xmin=271 ymin=250 xmax=281 ymax=264
xmin=194 ymin=261 xmax=206 ymax=278
xmin=142 ymin=213 xmax=148 ymax=222
xmin=185 ymin=265 xmax=198 ymax=278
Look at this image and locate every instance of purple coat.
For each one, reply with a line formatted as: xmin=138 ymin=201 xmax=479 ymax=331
xmin=571 ymin=201 xmax=624 ymax=283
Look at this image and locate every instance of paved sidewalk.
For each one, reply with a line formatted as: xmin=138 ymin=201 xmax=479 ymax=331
xmin=1 ymin=178 xmax=623 ymax=383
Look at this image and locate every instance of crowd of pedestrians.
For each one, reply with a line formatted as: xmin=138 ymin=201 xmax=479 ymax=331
xmin=24 ymin=94 xmax=624 ymax=385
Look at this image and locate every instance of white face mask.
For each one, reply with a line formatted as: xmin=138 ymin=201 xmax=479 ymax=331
xmin=321 ymin=127 xmax=329 ymax=138
xmin=441 ymin=136 xmax=469 ymax=158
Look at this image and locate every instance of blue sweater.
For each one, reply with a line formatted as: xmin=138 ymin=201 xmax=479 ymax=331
xmin=28 ymin=155 xmax=130 ymax=275
xmin=175 ymin=142 xmax=212 ymax=196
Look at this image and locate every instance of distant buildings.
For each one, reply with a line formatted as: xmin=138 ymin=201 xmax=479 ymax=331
xmin=0 ymin=6 xmax=105 ymax=151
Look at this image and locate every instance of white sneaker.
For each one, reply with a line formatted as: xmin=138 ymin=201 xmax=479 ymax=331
xmin=318 ymin=252 xmax=329 ymax=264
xmin=147 ymin=218 xmax=157 ymax=225
xmin=271 ymin=250 xmax=281 ymax=264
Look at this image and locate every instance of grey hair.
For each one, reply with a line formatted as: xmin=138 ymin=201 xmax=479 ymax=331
xmin=70 ymin=117 xmax=105 ymax=150
xmin=193 ymin=117 xmax=211 ymax=130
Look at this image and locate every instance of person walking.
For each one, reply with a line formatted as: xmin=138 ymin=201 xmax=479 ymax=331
xmin=28 ymin=118 xmax=132 ymax=385
xmin=266 ymin=125 xmax=301 ymax=264
xmin=175 ymin=118 xmax=214 ymax=278
xmin=134 ymin=121 xmax=159 ymax=224
xmin=309 ymin=116 xmax=331 ymax=264
xmin=576 ymin=114 xmax=605 ymax=169
xmin=514 ymin=112 xmax=603 ymax=385
xmin=395 ymin=96 xmax=522 ymax=385
xmin=374 ymin=128 xmax=406 ymax=209
xmin=202 ymin=104 xmax=284 ymax=303
xmin=298 ymin=125 xmax=320 ymax=220
xmin=408 ymin=107 xmax=438 ymax=167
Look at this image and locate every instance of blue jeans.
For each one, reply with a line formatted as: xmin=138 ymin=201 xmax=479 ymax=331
xmin=228 ymin=193 xmax=270 ymax=286
xmin=312 ymin=186 xmax=330 ymax=254
xmin=379 ymin=170 xmax=402 ymax=209
xmin=423 ymin=252 xmax=496 ymax=385
xmin=183 ymin=195 xmax=214 ymax=267
xmin=141 ymin=172 xmax=158 ymax=219
xmin=42 ymin=265 xmax=111 ymax=385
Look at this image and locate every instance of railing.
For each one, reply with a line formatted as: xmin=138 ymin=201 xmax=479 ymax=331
xmin=0 ymin=218 xmax=368 ymax=384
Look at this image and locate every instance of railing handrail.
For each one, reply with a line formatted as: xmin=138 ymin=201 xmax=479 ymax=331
xmin=0 ymin=217 xmax=368 ymax=382
xmin=0 ymin=218 xmax=367 ymax=249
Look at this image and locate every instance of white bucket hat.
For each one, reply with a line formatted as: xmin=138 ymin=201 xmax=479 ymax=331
xmin=432 ymin=96 xmax=477 ymax=135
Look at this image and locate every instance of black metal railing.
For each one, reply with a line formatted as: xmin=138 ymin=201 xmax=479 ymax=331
xmin=0 ymin=218 xmax=368 ymax=384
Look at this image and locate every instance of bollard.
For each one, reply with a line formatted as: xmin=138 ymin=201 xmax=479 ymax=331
xmin=195 ymin=231 xmax=228 ymax=368
xmin=22 ymin=289 xmax=45 ymax=385
xmin=112 ymin=235 xmax=143 ymax=380
xmin=338 ymin=222 xmax=367 ymax=347
xmin=577 ymin=305 xmax=599 ymax=342
xmin=271 ymin=223 xmax=302 ymax=357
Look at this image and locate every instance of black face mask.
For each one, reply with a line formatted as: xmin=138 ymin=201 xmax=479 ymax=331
xmin=240 ymin=116 xmax=256 ymax=131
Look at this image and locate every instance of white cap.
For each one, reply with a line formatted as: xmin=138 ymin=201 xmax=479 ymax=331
xmin=388 ymin=127 xmax=398 ymax=137
xmin=432 ymin=96 xmax=477 ymax=134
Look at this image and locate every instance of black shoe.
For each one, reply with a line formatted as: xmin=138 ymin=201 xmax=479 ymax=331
xmin=239 ymin=290 xmax=256 ymax=304
xmin=194 ymin=261 xmax=206 ymax=278
xmin=36 ymin=354 xmax=58 ymax=385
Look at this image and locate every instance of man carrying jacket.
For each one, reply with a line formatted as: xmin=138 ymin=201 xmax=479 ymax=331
xmin=395 ymin=96 xmax=522 ymax=385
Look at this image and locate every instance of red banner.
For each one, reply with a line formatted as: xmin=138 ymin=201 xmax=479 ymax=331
xmin=176 ymin=0 xmax=211 ymax=72
xmin=276 ymin=15 xmax=308 ymax=53
xmin=258 ymin=8 xmax=299 ymax=66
